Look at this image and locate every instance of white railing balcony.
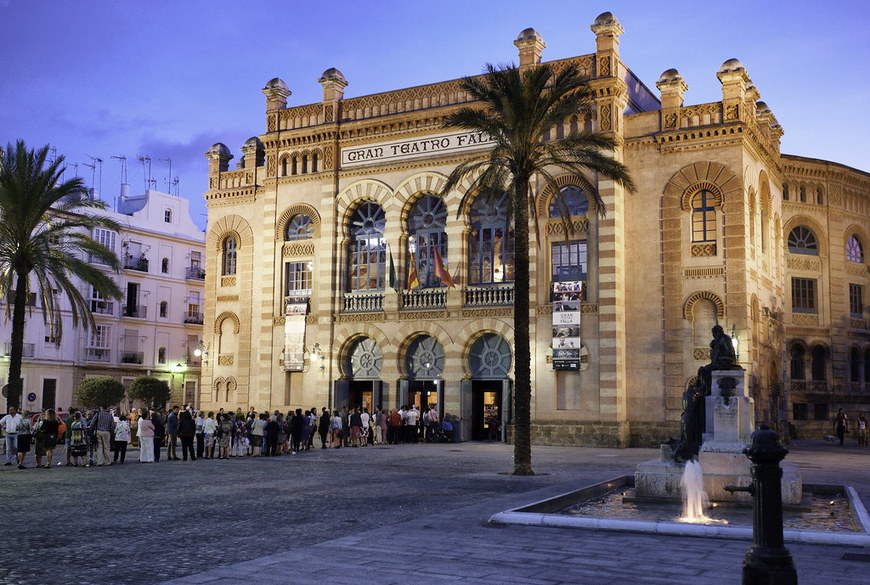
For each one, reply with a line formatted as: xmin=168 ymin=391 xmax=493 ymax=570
xmin=3 ymin=342 xmax=35 ymax=358
xmin=84 ymin=348 xmax=111 ymax=362
xmin=464 ymin=283 xmax=514 ymax=307
xmin=120 ymin=351 xmax=144 ymax=364
xmin=185 ymin=266 xmax=206 ymax=280
xmin=184 ymin=312 xmax=204 ymax=324
xmin=342 ymin=290 xmax=384 ymax=313
xmin=401 ymin=288 xmax=447 ymax=310
xmin=123 ymin=305 xmax=148 ymax=319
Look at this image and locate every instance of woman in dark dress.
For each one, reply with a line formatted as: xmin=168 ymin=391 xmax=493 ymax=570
xmin=318 ymin=408 xmax=330 ymax=449
xmin=35 ymin=409 xmax=61 ymax=468
xmin=177 ymin=410 xmax=197 ymax=461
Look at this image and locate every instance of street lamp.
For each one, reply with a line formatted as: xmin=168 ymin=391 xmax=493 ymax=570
xmin=310 ymin=343 xmax=326 ymax=371
xmin=731 ymin=324 xmax=740 ymax=359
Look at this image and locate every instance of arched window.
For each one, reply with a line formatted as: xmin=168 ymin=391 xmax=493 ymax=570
xmin=408 ymin=195 xmax=448 ymax=288
xmin=782 ymin=184 xmax=789 ymax=201
xmin=816 ymin=188 xmax=823 ymax=205
xmin=787 ymin=226 xmax=818 ymax=255
xmin=348 ymin=202 xmax=386 ymax=291
xmin=281 ymin=157 xmax=288 ymax=177
xmin=311 ymin=152 xmax=318 ymax=173
xmin=161 ymin=258 xmax=169 ymax=273
xmin=285 ymin=214 xmax=314 ymax=241
xmin=799 ymin=186 xmax=806 ymax=203
xmin=291 ymin=157 xmax=298 ymax=175
xmin=164 ymin=209 xmax=172 ymax=223
xmin=760 ymin=208 xmax=768 ymax=253
xmin=222 ymin=236 xmax=237 ymax=276
xmin=847 ymin=235 xmax=864 ymax=263
xmin=691 ymin=190 xmax=716 ymax=243
xmin=468 ymin=191 xmax=514 ymax=285
xmin=850 ymin=347 xmax=861 ymax=383
xmin=549 ymin=185 xmax=589 ymax=218
xmin=789 ymin=345 xmax=805 ymax=380
xmin=811 ymin=345 xmax=826 ymax=381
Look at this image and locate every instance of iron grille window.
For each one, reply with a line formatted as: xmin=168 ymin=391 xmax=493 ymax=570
xmin=691 ymin=190 xmax=716 ymax=243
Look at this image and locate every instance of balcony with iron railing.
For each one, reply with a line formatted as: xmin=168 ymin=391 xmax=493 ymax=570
xmin=342 ymin=290 xmax=384 ymax=313
xmin=123 ymin=305 xmax=148 ymax=319
xmin=123 ymin=256 xmax=149 ymax=272
xmin=120 ymin=351 xmax=144 ymax=364
xmin=84 ymin=348 xmax=111 ymax=362
xmin=464 ymin=283 xmax=514 ymax=307
xmin=185 ymin=266 xmax=206 ymax=280
xmin=3 ymin=342 xmax=35 ymax=358
xmin=90 ymin=300 xmax=114 ymax=316
xmin=401 ymin=288 xmax=447 ymax=310
xmin=184 ymin=312 xmax=204 ymax=324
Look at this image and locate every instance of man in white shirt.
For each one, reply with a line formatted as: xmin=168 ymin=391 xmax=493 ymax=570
xmin=1 ymin=407 xmax=22 ymax=465
xmin=405 ymin=405 xmax=419 ymax=444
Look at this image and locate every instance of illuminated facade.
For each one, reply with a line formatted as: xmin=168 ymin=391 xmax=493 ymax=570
xmin=200 ymin=12 xmax=870 ymax=444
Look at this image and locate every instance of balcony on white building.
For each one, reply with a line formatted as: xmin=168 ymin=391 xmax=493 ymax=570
xmin=123 ymin=256 xmax=149 ymax=272
xmin=123 ymin=305 xmax=148 ymax=319
xmin=120 ymin=351 xmax=144 ymax=365
xmin=464 ymin=283 xmax=514 ymax=307
xmin=185 ymin=266 xmax=205 ymax=280
xmin=84 ymin=348 xmax=111 ymax=362
xmin=3 ymin=342 xmax=35 ymax=358
xmin=90 ymin=300 xmax=114 ymax=316
xmin=184 ymin=312 xmax=204 ymax=325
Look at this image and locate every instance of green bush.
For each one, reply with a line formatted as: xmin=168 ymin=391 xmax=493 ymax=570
xmin=129 ymin=376 xmax=171 ymax=408
xmin=74 ymin=376 xmax=125 ymax=409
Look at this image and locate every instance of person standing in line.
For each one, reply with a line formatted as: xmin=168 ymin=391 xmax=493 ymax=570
xmin=177 ymin=410 xmax=197 ymax=461
xmin=151 ymin=409 xmax=166 ymax=462
xmin=857 ymin=414 xmax=868 ymax=447
xmin=89 ymin=405 xmax=116 ymax=466
xmin=329 ymin=410 xmax=343 ymax=448
xmin=203 ymin=411 xmax=218 ymax=459
xmin=113 ymin=413 xmax=131 ymax=464
xmin=1 ymin=406 xmax=22 ymax=466
xmin=217 ymin=412 xmax=233 ymax=459
xmin=195 ymin=411 xmax=205 ymax=459
xmin=339 ymin=407 xmax=350 ymax=447
xmin=405 ymin=405 xmax=419 ymax=444
xmin=166 ymin=406 xmax=180 ymax=461
xmin=835 ymin=408 xmax=848 ymax=446
xmin=264 ymin=414 xmax=280 ymax=456
xmin=15 ymin=411 xmax=32 ymax=469
xmin=137 ymin=409 xmax=155 ymax=463
xmin=249 ymin=413 xmax=266 ymax=456
xmin=318 ymin=408 xmax=330 ymax=449
xmin=68 ymin=411 xmax=88 ymax=466
xmin=378 ymin=406 xmax=388 ymax=445
xmin=359 ymin=408 xmax=370 ymax=447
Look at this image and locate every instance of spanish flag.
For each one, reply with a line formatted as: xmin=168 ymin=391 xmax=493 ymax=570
xmin=432 ymin=247 xmax=455 ymax=288
xmin=408 ymin=251 xmax=420 ymax=290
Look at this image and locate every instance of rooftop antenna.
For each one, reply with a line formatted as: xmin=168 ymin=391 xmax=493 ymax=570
xmin=171 ymin=175 xmax=180 ymax=196
xmin=85 ymin=154 xmax=102 ymax=196
xmin=137 ymin=155 xmax=152 ymax=192
xmin=111 ymin=155 xmax=127 ymax=184
xmin=159 ymin=157 xmax=172 ymax=192
xmin=80 ymin=160 xmax=95 ymax=199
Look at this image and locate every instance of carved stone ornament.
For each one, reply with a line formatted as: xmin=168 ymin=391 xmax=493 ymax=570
xmin=690 ymin=243 xmax=717 ymax=257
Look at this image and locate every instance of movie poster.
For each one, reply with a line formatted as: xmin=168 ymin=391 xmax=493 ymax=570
xmin=552 ymin=281 xmax=583 ymax=370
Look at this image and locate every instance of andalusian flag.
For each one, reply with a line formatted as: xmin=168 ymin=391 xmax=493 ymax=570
xmin=407 ymin=250 xmax=420 ymax=290
xmin=432 ymin=247 xmax=455 ymax=288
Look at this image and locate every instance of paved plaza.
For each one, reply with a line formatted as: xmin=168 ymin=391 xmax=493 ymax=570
xmin=2 ymin=439 xmax=868 ymax=585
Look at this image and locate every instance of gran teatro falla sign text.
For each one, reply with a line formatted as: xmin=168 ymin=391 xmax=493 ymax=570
xmin=341 ymin=130 xmax=494 ymax=168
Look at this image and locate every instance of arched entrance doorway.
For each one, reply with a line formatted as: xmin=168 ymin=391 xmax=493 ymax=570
xmin=400 ymin=335 xmax=445 ymax=418
xmin=334 ymin=337 xmax=384 ymax=412
xmin=461 ymin=333 xmax=512 ymax=441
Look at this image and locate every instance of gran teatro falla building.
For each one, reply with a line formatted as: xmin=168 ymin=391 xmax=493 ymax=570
xmin=200 ymin=12 xmax=870 ymax=445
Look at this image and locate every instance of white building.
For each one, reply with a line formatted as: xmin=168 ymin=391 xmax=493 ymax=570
xmin=0 ymin=185 xmax=206 ymax=413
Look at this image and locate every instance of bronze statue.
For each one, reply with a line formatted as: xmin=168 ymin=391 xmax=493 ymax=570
xmin=671 ymin=325 xmax=741 ymax=462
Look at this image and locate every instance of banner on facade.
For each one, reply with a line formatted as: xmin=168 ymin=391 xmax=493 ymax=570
xmin=284 ymin=302 xmax=307 ymax=372
xmin=552 ymin=281 xmax=583 ymax=370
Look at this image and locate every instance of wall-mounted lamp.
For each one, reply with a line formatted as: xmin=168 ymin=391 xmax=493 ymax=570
xmin=731 ymin=324 xmax=740 ymax=359
xmin=193 ymin=341 xmax=210 ymax=365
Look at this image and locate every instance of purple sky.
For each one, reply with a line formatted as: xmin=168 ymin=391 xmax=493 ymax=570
xmin=2 ymin=0 xmax=867 ymax=229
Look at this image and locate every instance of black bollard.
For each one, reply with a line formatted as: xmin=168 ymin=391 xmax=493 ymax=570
xmin=726 ymin=424 xmax=798 ymax=585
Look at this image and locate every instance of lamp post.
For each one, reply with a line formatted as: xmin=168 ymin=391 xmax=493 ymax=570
xmin=731 ymin=323 xmax=740 ymax=359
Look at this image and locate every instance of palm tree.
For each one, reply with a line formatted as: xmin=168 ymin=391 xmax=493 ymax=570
xmin=0 ymin=140 xmax=122 ymax=409
xmin=442 ymin=63 xmax=634 ymax=475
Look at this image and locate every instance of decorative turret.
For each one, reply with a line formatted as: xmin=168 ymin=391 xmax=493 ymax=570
xmin=656 ymin=69 xmax=688 ymax=131
xmin=319 ymin=68 xmax=348 ymax=102
xmin=716 ymin=59 xmax=750 ymax=122
xmin=514 ymin=28 xmax=545 ymax=68
xmin=262 ymin=77 xmax=291 ymax=112
xmin=590 ymin=12 xmax=623 ymax=76
xmin=240 ymin=136 xmax=264 ymax=170
xmin=205 ymin=142 xmax=232 ymax=175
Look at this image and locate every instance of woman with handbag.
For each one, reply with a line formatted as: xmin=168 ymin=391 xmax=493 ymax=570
xmin=34 ymin=409 xmax=60 ymax=468
xmin=137 ymin=408 xmax=155 ymax=462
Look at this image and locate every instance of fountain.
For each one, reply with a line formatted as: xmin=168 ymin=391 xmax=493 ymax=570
xmin=679 ymin=460 xmax=709 ymax=523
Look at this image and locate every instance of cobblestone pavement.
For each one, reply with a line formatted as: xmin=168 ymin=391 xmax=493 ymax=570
xmin=2 ymin=439 xmax=868 ymax=585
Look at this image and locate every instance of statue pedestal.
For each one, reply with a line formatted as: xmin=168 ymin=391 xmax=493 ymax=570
xmin=637 ymin=368 xmax=802 ymax=504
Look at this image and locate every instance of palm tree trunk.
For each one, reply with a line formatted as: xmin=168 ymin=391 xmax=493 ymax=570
xmin=512 ymin=174 xmax=533 ymax=475
xmin=7 ymin=270 xmax=29 ymax=410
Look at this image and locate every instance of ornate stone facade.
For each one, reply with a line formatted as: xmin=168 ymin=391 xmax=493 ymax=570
xmin=200 ymin=12 xmax=870 ymax=446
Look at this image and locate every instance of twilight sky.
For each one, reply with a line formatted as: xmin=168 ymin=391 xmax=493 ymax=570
xmin=1 ymin=0 xmax=867 ymax=229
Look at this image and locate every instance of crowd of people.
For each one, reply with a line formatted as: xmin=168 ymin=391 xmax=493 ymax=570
xmin=1 ymin=403 xmax=454 ymax=468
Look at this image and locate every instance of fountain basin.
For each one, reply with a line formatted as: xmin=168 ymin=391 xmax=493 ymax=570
xmin=489 ymin=475 xmax=870 ymax=546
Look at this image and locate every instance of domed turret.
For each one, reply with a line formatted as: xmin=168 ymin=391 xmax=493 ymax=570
xmin=593 ymin=12 xmax=620 ymax=27
xmin=657 ymin=69 xmax=684 ymax=85
xmin=206 ymin=142 xmax=231 ymax=159
xmin=319 ymin=67 xmax=348 ymax=101
xmin=718 ymin=58 xmax=744 ymax=75
xmin=262 ymin=77 xmax=291 ymax=112
xmin=514 ymin=27 xmax=546 ymax=67
xmin=205 ymin=142 xmax=232 ymax=174
xmin=263 ymin=77 xmax=289 ymax=93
